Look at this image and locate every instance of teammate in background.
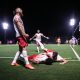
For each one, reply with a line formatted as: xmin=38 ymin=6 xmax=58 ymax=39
xmin=19 ymin=49 xmax=68 ymax=65
xmin=0 ymin=41 xmax=2 ymax=44
xmin=11 ymin=8 xmax=35 ymax=70
xmin=56 ymin=37 xmax=61 ymax=46
xmin=30 ymin=29 xmax=49 ymax=53
xmin=78 ymin=38 xmax=80 ymax=45
xmin=65 ymin=40 xmax=69 ymax=44
xmin=70 ymin=36 xmax=77 ymax=47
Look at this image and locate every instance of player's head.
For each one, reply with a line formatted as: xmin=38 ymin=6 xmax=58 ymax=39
xmin=15 ymin=8 xmax=23 ymax=16
xmin=37 ymin=29 xmax=40 ymax=33
xmin=44 ymin=58 xmax=53 ymax=65
xmin=52 ymin=52 xmax=58 ymax=61
xmin=72 ymin=36 xmax=75 ymax=38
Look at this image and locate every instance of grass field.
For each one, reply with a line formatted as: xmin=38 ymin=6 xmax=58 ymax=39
xmin=0 ymin=44 xmax=80 ymax=80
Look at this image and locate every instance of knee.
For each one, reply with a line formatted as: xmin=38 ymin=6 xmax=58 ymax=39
xmin=41 ymin=46 xmax=45 ymax=49
xmin=19 ymin=47 xmax=26 ymax=52
xmin=23 ymin=47 xmax=26 ymax=51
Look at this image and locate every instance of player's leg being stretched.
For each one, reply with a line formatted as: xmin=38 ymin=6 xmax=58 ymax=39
xmin=36 ymin=42 xmax=40 ymax=53
xmin=56 ymin=55 xmax=68 ymax=64
xmin=37 ymin=40 xmax=48 ymax=52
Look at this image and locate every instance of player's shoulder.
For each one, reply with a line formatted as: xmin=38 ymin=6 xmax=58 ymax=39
xmin=13 ymin=15 xmax=20 ymax=22
xmin=35 ymin=33 xmax=38 ymax=35
xmin=14 ymin=15 xmax=20 ymax=19
xmin=40 ymin=33 xmax=43 ymax=35
xmin=35 ymin=33 xmax=42 ymax=35
xmin=47 ymin=50 xmax=54 ymax=52
xmin=35 ymin=33 xmax=40 ymax=35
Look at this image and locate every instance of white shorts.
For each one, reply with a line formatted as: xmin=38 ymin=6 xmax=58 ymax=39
xmin=35 ymin=40 xmax=45 ymax=49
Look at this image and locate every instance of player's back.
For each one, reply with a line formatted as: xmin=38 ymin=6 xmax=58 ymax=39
xmin=34 ymin=53 xmax=48 ymax=62
xmin=13 ymin=14 xmax=23 ymax=37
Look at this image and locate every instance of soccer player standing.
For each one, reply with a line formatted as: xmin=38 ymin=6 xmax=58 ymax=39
xmin=56 ymin=37 xmax=61 ymax=46
xmin=30 ymin=29 xmax=49 ymax=53
xmin=11 ymin=8 xmax=35 ymax=70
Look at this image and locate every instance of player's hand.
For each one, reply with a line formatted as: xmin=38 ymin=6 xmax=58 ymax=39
xmin=30 ymin=38 xmax=32 ymax=41
xmin=24 ymin=34 xmax=29 ymax=38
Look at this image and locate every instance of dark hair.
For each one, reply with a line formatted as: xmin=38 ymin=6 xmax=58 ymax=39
xmin=44 ymin=58 xmax=53 ymax=65
xmin=52 ymin=52 xmax=58 ymax=61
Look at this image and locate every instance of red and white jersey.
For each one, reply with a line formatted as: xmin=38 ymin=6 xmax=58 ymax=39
xmin=27 ymin=49 xmax=63 ymax=63
xmin=13 ymin=14 xmax=24 ymax=37
xmin=34 ymin=33 xmax=43 ymax=42
xmin=34 ymin=50 xmax=53 ymax=62
xmin=46 ymin=50 xmax=63 ymax=61
xmin=46 ymin=50 xmax=54 ymax=58
xmin=33 ymin=53 xmax=48 ymax=62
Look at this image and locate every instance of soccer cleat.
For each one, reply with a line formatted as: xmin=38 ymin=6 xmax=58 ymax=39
xmin=25 ymin=64 xmax=35 ymax=70
xmin=11 ymin=62 xmax=19 ymax=66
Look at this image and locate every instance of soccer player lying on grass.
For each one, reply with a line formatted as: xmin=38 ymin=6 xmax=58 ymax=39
xmin=19 ymin=49 xmax=68 ymax=65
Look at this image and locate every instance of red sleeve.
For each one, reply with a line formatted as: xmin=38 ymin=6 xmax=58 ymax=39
xmin=47 ymin=50 xmax=54 ymax=52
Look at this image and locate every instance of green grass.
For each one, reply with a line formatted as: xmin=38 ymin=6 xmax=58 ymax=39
xmin=74 ymin=45 xmax=80 ymax=56
xmin=0 ymin=44 xmax=80 ymax=80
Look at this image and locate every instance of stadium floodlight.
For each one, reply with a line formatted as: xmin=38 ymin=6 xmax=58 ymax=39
xmin=69 ymin=18 xmax=76 ymax=26
xmin=2 ymin=22 xmax=9 ymax=30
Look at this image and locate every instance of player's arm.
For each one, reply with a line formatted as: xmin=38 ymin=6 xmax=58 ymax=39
xmin=30 ymin=34 xmax=36 ymax=40
xmin=14 ymin=19 xmax=29 ymax=38
xmin=42 ymin=34 xmax=49 ymax=39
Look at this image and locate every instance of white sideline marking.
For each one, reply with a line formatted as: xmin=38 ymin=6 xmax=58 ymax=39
xmin=68 ymin=60 xmax=79 ymax=61
xmin=64 ymin=57 xmax=72 ymax=59
xmin=0 ymin=57 xmax=13 ymax=58
xmin=70 ymin=45 xmax=80 ymax=61
xmin=0 ymin=57 xmax=79 ymax=61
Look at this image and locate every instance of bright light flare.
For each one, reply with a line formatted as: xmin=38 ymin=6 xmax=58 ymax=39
xmin=69 ymin=18 xmax=76 ymax=26
xmin=2 ymin=22 xmax=9 ymax=30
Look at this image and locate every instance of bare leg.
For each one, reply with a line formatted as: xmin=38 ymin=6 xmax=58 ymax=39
xmin=20 ymin=46 xmax=35 ymax=69
xmin=37 ymin=41 xmax=48 ymax=52
xmin=37 ymin=46 xmax=40 ymax=53
xmin=11 ymin=51 xmax=20 ymax=66
xmin=56 ymin=55 xmax=68 ymax=64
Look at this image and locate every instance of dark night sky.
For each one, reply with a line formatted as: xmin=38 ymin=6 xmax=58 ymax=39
xmin=0 ymin=0 xmax=80 ymax=43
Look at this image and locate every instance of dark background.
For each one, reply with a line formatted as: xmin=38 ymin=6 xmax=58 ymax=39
xmin=0 ymin=0 xmax=80 ymax=44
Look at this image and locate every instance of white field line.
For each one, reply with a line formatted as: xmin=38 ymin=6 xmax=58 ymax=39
xmin=70 ymin=45 xmax=80 ymax=61
xmin=0 ymin=57 xmax=13 ymax=58
xmin=0 ymin=57 xmax=79 ymax=61
xmin=68 ymin=60 xmax=80 ymax=61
